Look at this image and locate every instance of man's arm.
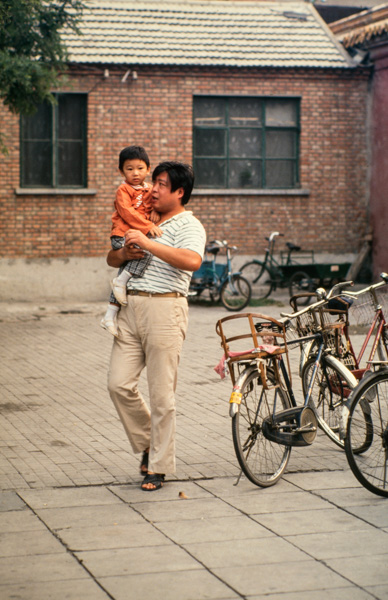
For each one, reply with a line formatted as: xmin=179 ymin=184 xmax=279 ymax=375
xmin=106 ymin=245 xmax=145 ymax=268
xmin=125 ymin=230 xmax=202 ymax=272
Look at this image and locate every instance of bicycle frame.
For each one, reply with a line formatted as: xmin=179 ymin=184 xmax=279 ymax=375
xmin=341 ymin=280 xmax=388 ymax=378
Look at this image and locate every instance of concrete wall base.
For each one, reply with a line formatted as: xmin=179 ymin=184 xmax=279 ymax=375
xmin=0 ymin=254 xmax=357 ymax=303
xmin=0 ymin=257 xmax=115 ymax=303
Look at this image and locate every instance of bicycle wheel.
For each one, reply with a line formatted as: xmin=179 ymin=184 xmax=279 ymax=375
xmin=232 ymin=368 xmax=292 ymax=487
xmin=220 ymin=275 xmax=251 ymax=311
xmin=301 ymin=354 xmax=358 ymax=449
xmin=240 ymin=261 xmax=272 ymax=300
xmin=289 ymin=271 xmax=315 ymax=305
xmin=345 ymin=371 xmax=388 ymax=497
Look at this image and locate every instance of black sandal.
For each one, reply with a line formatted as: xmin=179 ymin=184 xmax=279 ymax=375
xmin=139 ymin=450 xmax=149 ymax=475
xmin=141 ymin=473 xmax=165 ymax=492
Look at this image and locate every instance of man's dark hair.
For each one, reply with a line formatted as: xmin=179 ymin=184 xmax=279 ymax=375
xmin=152 ymin=161 xmax=194 ymax=205
xmin=119 ymin=146 xmax=150 ymax=171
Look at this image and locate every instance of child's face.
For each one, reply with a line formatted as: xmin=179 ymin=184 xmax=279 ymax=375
xmin=120 ymin=159 xmax=150 ymax=186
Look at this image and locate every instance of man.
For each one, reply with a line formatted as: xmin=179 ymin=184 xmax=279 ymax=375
xmin=107 ymin=161 xmax=206 ymax=491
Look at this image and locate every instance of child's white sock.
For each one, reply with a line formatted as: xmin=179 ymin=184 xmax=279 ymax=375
xmin=116 ymin=270 xmax=132 ymax=285
xmin=105 ymin=304 xmax=120 ymax=320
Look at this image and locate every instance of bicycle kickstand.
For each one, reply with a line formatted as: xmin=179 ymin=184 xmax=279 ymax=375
xmin=234 ymin=469 xmax=244 ymax=486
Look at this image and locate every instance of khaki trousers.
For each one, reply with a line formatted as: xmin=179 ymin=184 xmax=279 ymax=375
xmin=107 ymin=295 xmax=189 ymax=475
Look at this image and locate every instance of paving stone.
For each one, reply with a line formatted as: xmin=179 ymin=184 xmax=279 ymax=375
xmin=249 ymin=589 xmax=375 ymax=600
xmin=76 ymin=544 xmax=202 ymax=577
xmin=182 ymin=536 xmax=308 ymax=568
xmin=0 ymin=509 xmax=42 ymax=532
xmin=0 ymin=578 xmax=111 ymax=600
xmin=0 ymin=491 xmax=26 ymax=511
xmin=35 ymin=503 xmax=144 ymax=531
xmin=286 ymin=528 xmax=388 ymax=560
xmin=224 ymin=489 xmax=333 ymax=515
xmin=0 ymin=530 xmax=64 ymax=557
xmin=100 ymin=569 xmax=239 ymax=600
xmin=110 ymin=480 xmax=214 ymax=504
xmin=0 ymin=554 xmax=87 ymax=585
xmin=326 ymin=554 xmax=388 ymax=587
xmin=55 ymin=522 xmax=171 ymax=552
xmin=18 ymin=487 xmax=121 ymax=509
xmin=132 ymin=497 xmax=241 ymax=523
xmin=213 ymin=560 xmax=350 ymax=596
xmin=155 ymin=515 xmax=273 ymax=545
xmin=252 ymin=507 xmax=373 ymax=536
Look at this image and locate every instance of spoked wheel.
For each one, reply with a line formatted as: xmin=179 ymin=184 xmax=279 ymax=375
xmin=289 ymin=271 xmax=315 ymax=305
xmin=232 ymin=368 xmax=292 ymax=487
xmin=345 ymin=371 xmax=388 ymax=497
xmin=301 ymin=355 xmax=359 ymax=449
xmin=240 ymin=262 xmax=272 ymax=300
xmin=220 ymin=275 xmax=251 ymax=311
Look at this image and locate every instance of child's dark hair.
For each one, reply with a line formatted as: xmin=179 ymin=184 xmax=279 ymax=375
xmin=119 ymin=146 xmax=150 ymax=171
xmin=152 ymin=161 xmax=194 ymax=205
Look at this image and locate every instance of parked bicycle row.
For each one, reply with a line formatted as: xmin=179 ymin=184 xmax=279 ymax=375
xmin=214 ymin=273 xmax=388 ymax=497
xmin=189 ymin=232 xmax=354 ymax=311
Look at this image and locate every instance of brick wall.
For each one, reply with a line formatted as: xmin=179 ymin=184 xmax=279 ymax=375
xmin=0 ymin=65 xmax=369 ymax=259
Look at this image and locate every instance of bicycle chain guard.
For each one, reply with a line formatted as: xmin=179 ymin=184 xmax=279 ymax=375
xmin=262 ymin=406 xmax=318 ymax=447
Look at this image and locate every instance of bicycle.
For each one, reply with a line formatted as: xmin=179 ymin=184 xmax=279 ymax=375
xmin=215 ymin=309 xmax=360 ymax=488
xmin=189 ymin=240 xmax=251 ymax=311
xmin=345 ymin=362 xmax=388 ymax=497
xmin=282 ymin=281 xmax=361 ymax=449
xmin=291 ymin=273 xmax=388 ymax=383
xmin=240 ymin=231 xmax=351 ymax=304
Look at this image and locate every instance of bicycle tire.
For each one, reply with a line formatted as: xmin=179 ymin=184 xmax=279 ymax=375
xmin=232 ymin=368 xmax=292 ymax=487
xmin=289 ymin=271 xmax=315 ymax=304
xmin=301 ymin=354 xmax=359 ymax=449
xmin=345 ymin=370 xmax=388 ymax=497
xmin=240 ymin=261 xmax=272 ymax=300
xmin=220 ymin=275 xmax=251 ymax=311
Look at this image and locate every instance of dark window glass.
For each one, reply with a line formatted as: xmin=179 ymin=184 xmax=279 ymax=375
xmin=193 ymin=96 xmax=300 ymax=189
xmin=20 ymin=94 xmax=87 ymax=188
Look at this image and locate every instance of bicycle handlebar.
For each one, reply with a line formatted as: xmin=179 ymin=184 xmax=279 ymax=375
xmin=267 ymin=232 xmax=284 ymax=242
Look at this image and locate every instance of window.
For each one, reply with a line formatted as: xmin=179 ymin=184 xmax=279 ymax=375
xmin=193 ymin=96 xmax=300 ymax=189
xmin=20 ymin=93 xmax=87 ymax=188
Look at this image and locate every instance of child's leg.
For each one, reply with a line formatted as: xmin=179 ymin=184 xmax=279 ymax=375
xmin=100 ymin=303 xmax=120 ymax=337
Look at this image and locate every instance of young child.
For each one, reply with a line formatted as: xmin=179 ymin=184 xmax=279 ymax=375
xmin=100 ymin=145 xmax=162 ymax=337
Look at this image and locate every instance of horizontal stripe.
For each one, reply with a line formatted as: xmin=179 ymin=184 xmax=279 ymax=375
xmin=127 ymin=211 xmax=206 ymax=295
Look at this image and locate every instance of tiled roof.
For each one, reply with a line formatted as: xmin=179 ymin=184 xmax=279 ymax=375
xmin=330 ymin=4 xmax=388 ymax=48
xmin=62 ymin=0 xmax=354 ymax=69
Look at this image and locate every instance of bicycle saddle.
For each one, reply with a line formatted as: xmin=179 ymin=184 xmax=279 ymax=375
xmin=286 ymin=242 xmax=301 ymax=252
xmin=206 ymin=240 xmax=222 ymax=255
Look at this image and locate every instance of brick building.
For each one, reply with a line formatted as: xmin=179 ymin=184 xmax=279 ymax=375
xmin=0 ymin=0 xmax=370 ymax=301
xmin=331 ymin=3 xmax=388 ymax=278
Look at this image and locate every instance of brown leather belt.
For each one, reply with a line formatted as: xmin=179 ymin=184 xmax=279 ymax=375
xmin=127 ymin=290 xmax=185 ymax=298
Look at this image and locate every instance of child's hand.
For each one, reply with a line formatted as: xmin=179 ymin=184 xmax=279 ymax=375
xmin=149 ymin=210 xmax=161 ymax=224
xmin=149 ymin=224 xmax=163 ymax=237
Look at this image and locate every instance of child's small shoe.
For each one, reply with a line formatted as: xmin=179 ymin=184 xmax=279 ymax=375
xmin=111 ymin=278 xmax=128 ymax=305
xmin=100 ymin=316 xmax=119 ymax=338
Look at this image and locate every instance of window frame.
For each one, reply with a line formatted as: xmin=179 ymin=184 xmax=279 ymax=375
xmin=193 ymin=95 xmax=301 ymax=190
xmin=20 ymin=92 xmax=88 ymax=189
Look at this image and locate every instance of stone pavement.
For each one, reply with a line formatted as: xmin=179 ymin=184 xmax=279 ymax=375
xmin=0 ymin=298 xmax=387 ymax=600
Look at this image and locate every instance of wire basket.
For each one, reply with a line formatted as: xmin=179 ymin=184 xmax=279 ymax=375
xmin=285 ymin=301 xmax=347 ymax=356
xmin=348 ymin=284 xmax=388 ymax=326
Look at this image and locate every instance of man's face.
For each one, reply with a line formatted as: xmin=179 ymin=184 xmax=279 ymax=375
xmin=152 ymin=172 xmax=183 ymax=214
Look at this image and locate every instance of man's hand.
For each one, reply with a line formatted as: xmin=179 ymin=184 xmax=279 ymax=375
xmin=106 ymin=244 xmax=145 ymax=268
xmin=125 ymin=229 xmax=201 ymax=272
xmin=125 ymin=230 xmax=152 ymax=250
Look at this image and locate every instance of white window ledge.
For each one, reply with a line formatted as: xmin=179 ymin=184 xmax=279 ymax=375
xmin=192 ymin=188 xmax=310 ymax=196
xmin=15 ymin=188 xmax=97 ymax=196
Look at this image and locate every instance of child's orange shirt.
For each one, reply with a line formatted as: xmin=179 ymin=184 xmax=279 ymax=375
xmin=110 ymin=181 xmax=154 ymax=237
